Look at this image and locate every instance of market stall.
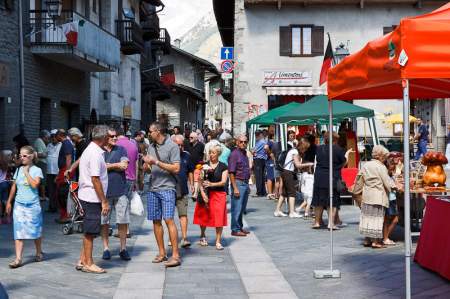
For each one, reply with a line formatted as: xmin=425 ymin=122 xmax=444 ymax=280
xmin=247 ymin=102 xmax=302 ymax=150
xmin=327 ymin=3 xmax=450 ymax=297
xmin=276 ymin=95 xmax=378 ymax=167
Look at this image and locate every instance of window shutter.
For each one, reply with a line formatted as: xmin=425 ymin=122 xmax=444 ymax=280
xmin=279 ymin=26 xmax=292 ymax=56
xmin=311 ymin=26 xmax=324 ymax=56
xmin=383 ymin=25 xmax=398 ymax=35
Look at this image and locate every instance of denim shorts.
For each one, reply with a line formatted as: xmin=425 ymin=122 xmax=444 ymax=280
xmin=386 ymin=200 xmax=399 ymax=216
xmin=147 ymin=190 xmax=176 ymax=220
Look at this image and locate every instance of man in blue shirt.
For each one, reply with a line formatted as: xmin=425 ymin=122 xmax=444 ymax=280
xmin=172 ymin=135 xmax=194 ymax=248
xmin=415 ymin=119 xmax=429 ymax=160
xmin=252 ymin=130 xmax=267 ymax=197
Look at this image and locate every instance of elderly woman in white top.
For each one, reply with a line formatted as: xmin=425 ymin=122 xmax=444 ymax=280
xmin=358 ymin=145 xmax=398 ymax=248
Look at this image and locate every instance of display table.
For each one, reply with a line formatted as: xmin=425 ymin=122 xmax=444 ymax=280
xmin=414 ymin=196 xmax=450 ymax=280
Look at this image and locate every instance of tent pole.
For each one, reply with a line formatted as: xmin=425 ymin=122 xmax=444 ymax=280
xmin=403 ymin=79 xmax=412 ymax=299
xmin=371 ymin=117 xmax=379 ymax=145
xmin=314 ymin=100 xmax=340 ymax=279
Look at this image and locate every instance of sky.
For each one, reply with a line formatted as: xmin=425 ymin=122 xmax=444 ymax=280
xmin=159 ymin=0 xmax=214 ymax=40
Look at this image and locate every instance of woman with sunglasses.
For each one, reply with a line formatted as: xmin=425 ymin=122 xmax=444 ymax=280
xmin=6 ymin=146 xmax=44 ymax=268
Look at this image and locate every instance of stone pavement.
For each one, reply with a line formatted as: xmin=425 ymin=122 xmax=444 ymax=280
xmin=1 ymin=193 xmax=450 ymax=299
xmin=243 ymin=196 xmax=450 ymax=299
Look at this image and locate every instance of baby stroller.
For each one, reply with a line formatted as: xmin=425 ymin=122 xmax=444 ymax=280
xmin=62 ymin=181 xmax=84 ymax=235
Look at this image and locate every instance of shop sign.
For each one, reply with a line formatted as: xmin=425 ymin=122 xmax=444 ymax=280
xmin=0 ymin=63 xmax=9 ymax=87
xmin=123 ymin=105 xmax=132 ymax=118
xmin=263 ymin=71 xmax=312 ymax=87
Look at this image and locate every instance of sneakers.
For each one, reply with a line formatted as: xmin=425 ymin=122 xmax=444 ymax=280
xmin=119 ymin=250 xmax=131 ymax=261
xmin=274 ymin=210 xmax=287 ymax=217
xmin=102 ymin=249 xmax=111 ymax=260
xmin=289 ymin=212 xmax=303 ymax=218
xmin=294 ymin=206 xmax=304 ymax=213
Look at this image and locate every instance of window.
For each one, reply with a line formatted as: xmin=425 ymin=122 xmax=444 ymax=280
xmin=383 ymin=25 xmax=398 ymax=35
xmin=0 ymin=0 xmax=13 ymax=10
xmin=131 ymin=67 xmax=136 ymax=100
xmin=93 ymin=0 xmax=97 ymax=14
xmin=280 ymin=25 xmax=324 ymax=57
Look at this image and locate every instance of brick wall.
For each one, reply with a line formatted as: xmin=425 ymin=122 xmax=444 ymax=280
xmin=0 ymin=2 xmax=20 ymax=150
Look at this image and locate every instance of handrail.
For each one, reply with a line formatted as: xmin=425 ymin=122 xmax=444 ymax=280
xmin=29 ymin=9 xmax=117 ymax=40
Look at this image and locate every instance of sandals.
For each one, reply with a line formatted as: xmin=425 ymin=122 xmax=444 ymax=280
xmin=164 ymin=257 xmax=181 ymax=268
xmin=181 ymin=239 xmax=191 ymax=248
xmin=152 ymin=255 xmax=168 ymax=263
xmin=199 ymin=237 xmax=208 ymax=247
xmin=371 ymin=243 xmax=387 ymax=249
xmin=383 ymin=239 xmax=396 ymax=246
xmin=216 ymin=243 xmax=224 ymax=251
xmin=81 ymin=264 xmax=106 ymax=274
xmin=75 ymin=262 xmax=84 ymax=271
xmin=35 ymin=253 xmax=44 ymax=263
xmin=8 ymin=259 xmax=22 ymax=269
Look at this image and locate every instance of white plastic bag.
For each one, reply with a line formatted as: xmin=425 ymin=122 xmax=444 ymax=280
xmin=130 ymin=191 xmax=144 ymax=216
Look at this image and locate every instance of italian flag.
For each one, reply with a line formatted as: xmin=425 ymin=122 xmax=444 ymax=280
xmin=319 ymin=38 xmax=334 ymax=86
xmin=62 ymin=20 xmax=85 ymax=46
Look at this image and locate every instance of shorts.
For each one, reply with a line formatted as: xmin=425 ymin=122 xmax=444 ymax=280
xmin=265 ymin=161 xmax=275 ymax=181
xmin=147 ymin=190 xmax=176 ymax=221
xmin=386 ymin=200 xmax=399 ymax=216
xmin=281 ymin=169 xmax=297 ymax=198
xmin=101 ymin=195 xmax=130 ymax=225
xmin=176 ymin=195 xmax=189 ymax=217
xmin=274 ymin=169 xmax=281 ymax=179
xmin=80 ymin=200 xmax=101 ymax=237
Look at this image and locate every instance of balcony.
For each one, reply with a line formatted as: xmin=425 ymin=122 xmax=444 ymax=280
xmin=141 ymin=14 xmax=160 ymax=41
xmin=29 ymin=10 xmax=120 ymax=72
xmin=152 ymin=28 xmax=171 ymax=54
xmin=116 ymin=19 xmax=144 ymax=55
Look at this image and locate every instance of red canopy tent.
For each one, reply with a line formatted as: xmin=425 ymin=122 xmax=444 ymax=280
xmin=327 ymin=4 xmax=450 ymax=298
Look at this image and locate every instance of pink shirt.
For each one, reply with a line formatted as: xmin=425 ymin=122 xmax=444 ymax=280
xmin=116 ymin=136 xmax=139 ymax=181
xmin=78 ymin=142 xmax=108 ymax=203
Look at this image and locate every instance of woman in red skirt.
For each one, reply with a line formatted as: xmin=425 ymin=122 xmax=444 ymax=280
xmin=193 ymin=145 xmax=228 ymax=250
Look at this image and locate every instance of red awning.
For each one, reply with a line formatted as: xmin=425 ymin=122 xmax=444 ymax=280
xmin=327 ymin=3 xmax=450 ymax=100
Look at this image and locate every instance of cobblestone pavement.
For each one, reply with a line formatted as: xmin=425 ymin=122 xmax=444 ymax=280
xmin=243 ymin=196 xmax=450 ymax=299
xmin=1 ymin=193 xmax=450 ymax=299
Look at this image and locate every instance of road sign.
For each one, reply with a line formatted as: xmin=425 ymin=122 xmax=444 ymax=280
xmin=221 ymin=73 xmax=233 ymax=80
xmin=220 ymin=60 xmax=234 ymax=73
xmin=220 ymin=47 xmax=234 ymax=60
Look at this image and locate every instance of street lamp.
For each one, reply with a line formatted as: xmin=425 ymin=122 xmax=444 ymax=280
xmin=333 ymin=42 xmax=350 ymax=65
xmin=45 ymin=0 xmax=63 ymax=28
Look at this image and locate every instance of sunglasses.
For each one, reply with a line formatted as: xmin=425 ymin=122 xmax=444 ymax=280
xmin=19 ymin=154 xmax=31 ymax=158
xmin=238 ymin=140 xmax=248 ymax=144
xmin=108 ymin=134 xmax=117 ymax=138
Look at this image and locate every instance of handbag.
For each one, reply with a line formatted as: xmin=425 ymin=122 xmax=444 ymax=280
xmin=130 ymin=191 xmax=144 ymax=216
xmin=152 ymin=143 xmax=183 ymax=198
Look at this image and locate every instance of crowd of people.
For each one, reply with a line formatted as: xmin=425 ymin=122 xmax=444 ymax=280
xmin=252 ymin=124 xmax=407 ymax=248
xmin=0 ymin=120 xmax=412 ymax=273
xmin=0 ymin=123 xmax=253 ymax=272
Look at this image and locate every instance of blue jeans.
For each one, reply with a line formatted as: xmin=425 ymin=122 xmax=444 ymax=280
xmin=231 ymin=180 xmax=249 ymax=233
xmin=415 ymin=140 xmax=427 ymax=160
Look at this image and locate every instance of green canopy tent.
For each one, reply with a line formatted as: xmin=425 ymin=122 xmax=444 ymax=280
xmin=275 ymin=95 xmax=379 ymax=145
xmin=246 ymin=102 xmax=303 ymax=150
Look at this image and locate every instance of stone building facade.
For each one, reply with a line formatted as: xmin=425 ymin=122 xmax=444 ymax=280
xmin=0 ymin=0 xmax=20 ymax=149
xmin=214 ymin=0 xmax=447 ymax=141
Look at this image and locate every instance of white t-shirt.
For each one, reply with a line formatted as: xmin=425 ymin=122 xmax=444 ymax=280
xmin=78 ymin=142 xmax=108 ymax=203
xmin=46 ymin=142 xmax=62 ymax=175
xmin=283 ymin=148 xmax=299 ymax=172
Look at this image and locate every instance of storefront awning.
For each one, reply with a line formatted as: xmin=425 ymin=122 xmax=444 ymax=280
xmin=265 ymin=86 xmax=326 ymax=96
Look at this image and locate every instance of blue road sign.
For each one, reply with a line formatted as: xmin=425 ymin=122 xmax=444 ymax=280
xmin=220 ymin=47 xmax=234 ymax=60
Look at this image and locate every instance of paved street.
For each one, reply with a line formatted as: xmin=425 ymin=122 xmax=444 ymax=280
xmin=1 ymin=193 xmax=450 ymax=299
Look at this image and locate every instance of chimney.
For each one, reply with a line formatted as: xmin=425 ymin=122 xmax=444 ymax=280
xmin=174 ymin=38 xmax=181 ymax=48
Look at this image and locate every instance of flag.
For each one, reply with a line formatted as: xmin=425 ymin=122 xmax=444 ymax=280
xmin=319 ymin=37 xmax=334 ymax=86
xmin=62 ymin=20 xmax=85 ymax=46
xmin=160 ymin=64 xmax=175 ymax=86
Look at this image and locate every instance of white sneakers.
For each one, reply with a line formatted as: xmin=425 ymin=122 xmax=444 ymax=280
xmin=273 ymin=210 xmax=287 ymax=217
xmin=274 ymin=211 xmax=303 ymax=218
xmin=294 ymin=206 xmax=303 ymax=213
xmin=289 ymin=212 xmax=303 ymax=218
